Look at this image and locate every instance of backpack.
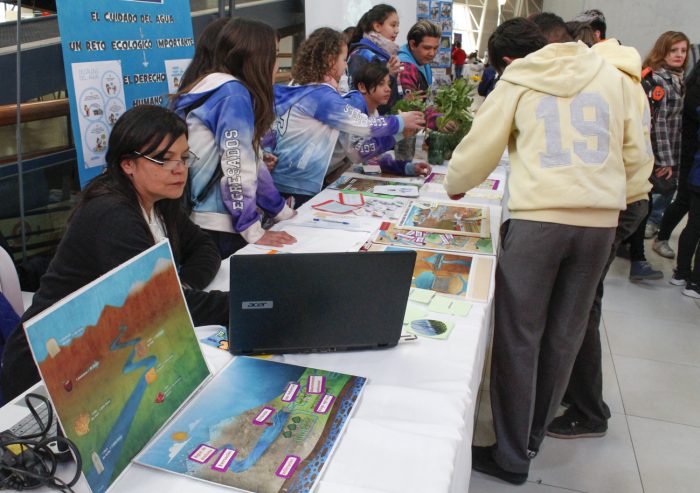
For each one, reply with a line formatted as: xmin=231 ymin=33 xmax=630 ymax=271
xmin=641 ymin=67 xmax=665 ymax=120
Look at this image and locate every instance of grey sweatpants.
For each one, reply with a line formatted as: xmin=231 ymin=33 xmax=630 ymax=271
xmin=490 ymin=219 xmax=615 ymax=474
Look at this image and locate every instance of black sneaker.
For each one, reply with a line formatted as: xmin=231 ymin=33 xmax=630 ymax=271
xmin=471 ymin=445 xmax=528 ymax=485
xmin=682 ymin=281 xmax=700 ymax=299
xmin=669 ymin=270 xmax=688 ymax=286
xmin=546 ymin=413 xmax=607 ymax=439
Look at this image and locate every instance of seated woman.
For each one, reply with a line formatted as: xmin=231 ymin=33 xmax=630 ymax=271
xmin=0 ymin=105 xmax=228 ymax=401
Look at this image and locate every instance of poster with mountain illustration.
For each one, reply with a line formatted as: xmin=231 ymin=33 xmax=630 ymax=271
xmin=372 ymin=221 xmax=494 ymax=255
xmin=135 ymin=356 xmax=366 ymax=493
xmin=23 ymin=241 xmax=210 ymax=493
xmin=397 ymin=200 xmax=490 ymax=238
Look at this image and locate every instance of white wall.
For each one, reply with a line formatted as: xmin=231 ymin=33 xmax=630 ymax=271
xmin=542 ymin=0 xmax=699 ymax=59
xmin=305 ymin=0 xmax=417 ymax=42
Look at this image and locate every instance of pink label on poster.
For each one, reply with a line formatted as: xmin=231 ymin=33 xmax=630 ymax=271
xmin=490 ymin=179 xmax=500 ymax=190
xmin=314 ymin=394 xmax=335 ymax=414
xmin=252 ymin=407 xmax=275 ymax=425
xmin=275 ymin=455 xmax=301 ymax=478
xmin=282 ymin=382 xmax=301 ymax=402
xmin=211 ymin=448 xmax=237 ymax=472
xmin=188 ymin=444 xmax=217 ymax=464
xmin=307 ymin=375 xmax=325 ymax=394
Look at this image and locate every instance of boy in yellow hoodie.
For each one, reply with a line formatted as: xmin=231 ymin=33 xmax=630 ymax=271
xmin=444 ymin=19 xmax=649 ymax=484
xmin=548 ymin=37 xmax=654 ymax=440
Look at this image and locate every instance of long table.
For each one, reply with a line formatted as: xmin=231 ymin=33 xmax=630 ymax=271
xmin=0 ymin=164 xmax=507 ymax=492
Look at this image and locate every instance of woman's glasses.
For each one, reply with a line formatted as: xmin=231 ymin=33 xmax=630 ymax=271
xmin=133 ymin=150 xmax=199 ymax=170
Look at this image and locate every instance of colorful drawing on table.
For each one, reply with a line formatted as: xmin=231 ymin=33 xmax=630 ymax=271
xmin=135 ymin=357 xmax=366 ymax=493
xmin=201 ymin=326 xmax=228 ymax=351
xmin=397 ymin=201 xmax=491 ymax=238
xmin=23 ymin=241 xmax=210 ymax=493
xmin=347 ymin=168 xmax=425 ymax=185
xmin=407 ymin=319 xmax=455 ymax=340
xmin=352 ymin=197 xmax=408 ymax=222
xmin=369 ymin=244 xmax=494 ymax=303
xmin=425 ymin=172 xmax=446 ymax=185
xmin=328 ymin=175 xmax=423 ymax=194
xmin=310 ymin=200 xmax=361 ymax=214
xmin=372 ymin=222 xmax=494 ymax=255
xmin=422 ymin=174 xmax=503 ymax=199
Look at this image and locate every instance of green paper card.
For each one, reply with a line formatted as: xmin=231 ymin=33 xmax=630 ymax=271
xmin=403 ymin=304 xmax=428 ymax=325
xmin=409 ymin=287 xmax=435 ymax=304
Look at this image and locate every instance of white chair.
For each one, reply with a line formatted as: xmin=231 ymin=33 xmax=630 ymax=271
xmin=0 ymin=246 xmax=23 ymax=316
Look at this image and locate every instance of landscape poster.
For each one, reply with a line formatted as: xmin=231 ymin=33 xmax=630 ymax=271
xmin=24 ymin=241 xmax=210 ymax=493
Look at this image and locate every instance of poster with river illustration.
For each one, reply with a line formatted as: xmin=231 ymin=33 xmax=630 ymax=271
xmin=23 ymin=241 xmax=210 ymax=493
xmin=135 ymin=357 xmax=366 ymax=493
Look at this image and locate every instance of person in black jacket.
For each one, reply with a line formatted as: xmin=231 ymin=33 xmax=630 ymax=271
xmin=0 ymin=105 xmax=228 ymax=401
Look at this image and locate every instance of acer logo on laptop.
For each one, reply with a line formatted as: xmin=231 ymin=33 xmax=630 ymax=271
xmin=242 ymin=301 xmax=274 ymax=310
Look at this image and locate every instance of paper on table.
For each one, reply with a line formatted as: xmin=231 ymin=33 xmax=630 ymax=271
xmin=409 ymin=288 xmax=435 ymax=304
xmin=372 ymin=185 xmax=420 ymax=197
xmin=429 ymin=295 xmax=472 ymax=316
xmin=403 ymin=304 xmax=428 ymax=325
xmin=246 ymin=226 xmax=370 ymax=253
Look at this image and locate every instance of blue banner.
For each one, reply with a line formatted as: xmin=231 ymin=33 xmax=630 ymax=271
xmin=56 ymin=0 xmax=195 ymax=187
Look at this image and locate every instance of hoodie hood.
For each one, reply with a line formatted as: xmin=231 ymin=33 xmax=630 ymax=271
xmin=499 ymin=41 xmax=604 ymax=98
xmin=398 ymin=44 xmax=432 ymax=86
xmin=273 ymin=83 xmax=333 ymax=117
xmin=592 ymin=38 xmax=642 ymax=82
xmin=172 ymin=72 xmax=236 ymax=114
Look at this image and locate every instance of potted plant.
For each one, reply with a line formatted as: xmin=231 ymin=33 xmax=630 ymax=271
xmin=427 ymin=78 xmax=476 ymax=164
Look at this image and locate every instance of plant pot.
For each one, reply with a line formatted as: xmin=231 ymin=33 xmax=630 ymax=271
xmin=427 ymin=131 xmax=453 ymax=165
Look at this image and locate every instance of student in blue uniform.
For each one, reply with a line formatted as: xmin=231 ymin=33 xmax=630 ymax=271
xmin=270 ymin=27 xmax=425 ymax=206
xmin=343 ymin=61 xmax=431 ymax=177
xmin=347 ymin=4 xmax=401 ymax=113
xmin=172 ymin=18 xmax=297 ymax=257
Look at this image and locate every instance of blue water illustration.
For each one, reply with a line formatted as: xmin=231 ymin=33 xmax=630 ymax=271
xmin=228 ymin=410 xmax=291 ymax=473
xmin=85 ymin=326 xmax=156 ymax=492
xmin=413 ymin=253 xmax=471 ymax=295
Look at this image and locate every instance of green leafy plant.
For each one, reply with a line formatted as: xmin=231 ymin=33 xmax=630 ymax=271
xmin=390 ymin=90 xmax=427 ymax=114
xmin=434 ymin=78 xmax=475 ymax=142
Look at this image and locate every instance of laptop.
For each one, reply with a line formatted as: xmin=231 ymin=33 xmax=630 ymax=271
xmin=228 ymin=250 xmax=417 ymax=355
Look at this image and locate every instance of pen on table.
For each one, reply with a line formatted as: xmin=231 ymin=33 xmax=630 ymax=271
xmin=313 ymin=218 xmax=350 ymax=225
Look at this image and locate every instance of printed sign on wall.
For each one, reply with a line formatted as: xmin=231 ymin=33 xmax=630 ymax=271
xmin=56 ymin=0 xmax=195 ymax=187
xmin=417 ymin=0 xmax=453 ymax=69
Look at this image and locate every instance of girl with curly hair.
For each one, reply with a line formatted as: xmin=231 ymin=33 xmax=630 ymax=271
xmin=269 ymin=27 xmax=425 ymax=206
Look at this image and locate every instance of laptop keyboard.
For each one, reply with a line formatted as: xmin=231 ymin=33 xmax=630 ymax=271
xmin=9 ymin=400 xmax=58 ymax=438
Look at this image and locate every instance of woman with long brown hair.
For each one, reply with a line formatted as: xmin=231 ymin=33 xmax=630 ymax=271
xmin=626 ymin=31 xmax=689 ymax=280
xmin=172 ymin=17 xmax=296 ymax=258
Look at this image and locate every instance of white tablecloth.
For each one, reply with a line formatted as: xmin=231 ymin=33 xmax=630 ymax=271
xmin=1 ymin=165 xmax=505 ymax=492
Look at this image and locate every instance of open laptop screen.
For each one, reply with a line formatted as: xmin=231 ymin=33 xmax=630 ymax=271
xmin=228 ymin=251 xmax=416 ymax=355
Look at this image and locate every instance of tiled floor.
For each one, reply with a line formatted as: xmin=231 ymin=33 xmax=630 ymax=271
xmin=471 ymin=231 xmax=700 ymax=493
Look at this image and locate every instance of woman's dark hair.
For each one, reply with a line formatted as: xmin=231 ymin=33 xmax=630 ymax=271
xmin=406 ymin=20 xmax=441 ymax=46
xmin=353 ymin=61 xmax=389 ymax=93
xmin=566 ymin=21 xmax=596 ymax=47
xmin=292 ymin=28 xmax=346 ymax=85
xmin=488 ymin=18 xmax=547 ymax=75
xmin=349 ymin=4 xmax=397 ymax=45
xmin=177 ymin=17 xmax=228 ymax=92
xmin=77 ymin=105 xmax=188 ymax=255
xmin=531 ymin=12 xmax=573 ymax=43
